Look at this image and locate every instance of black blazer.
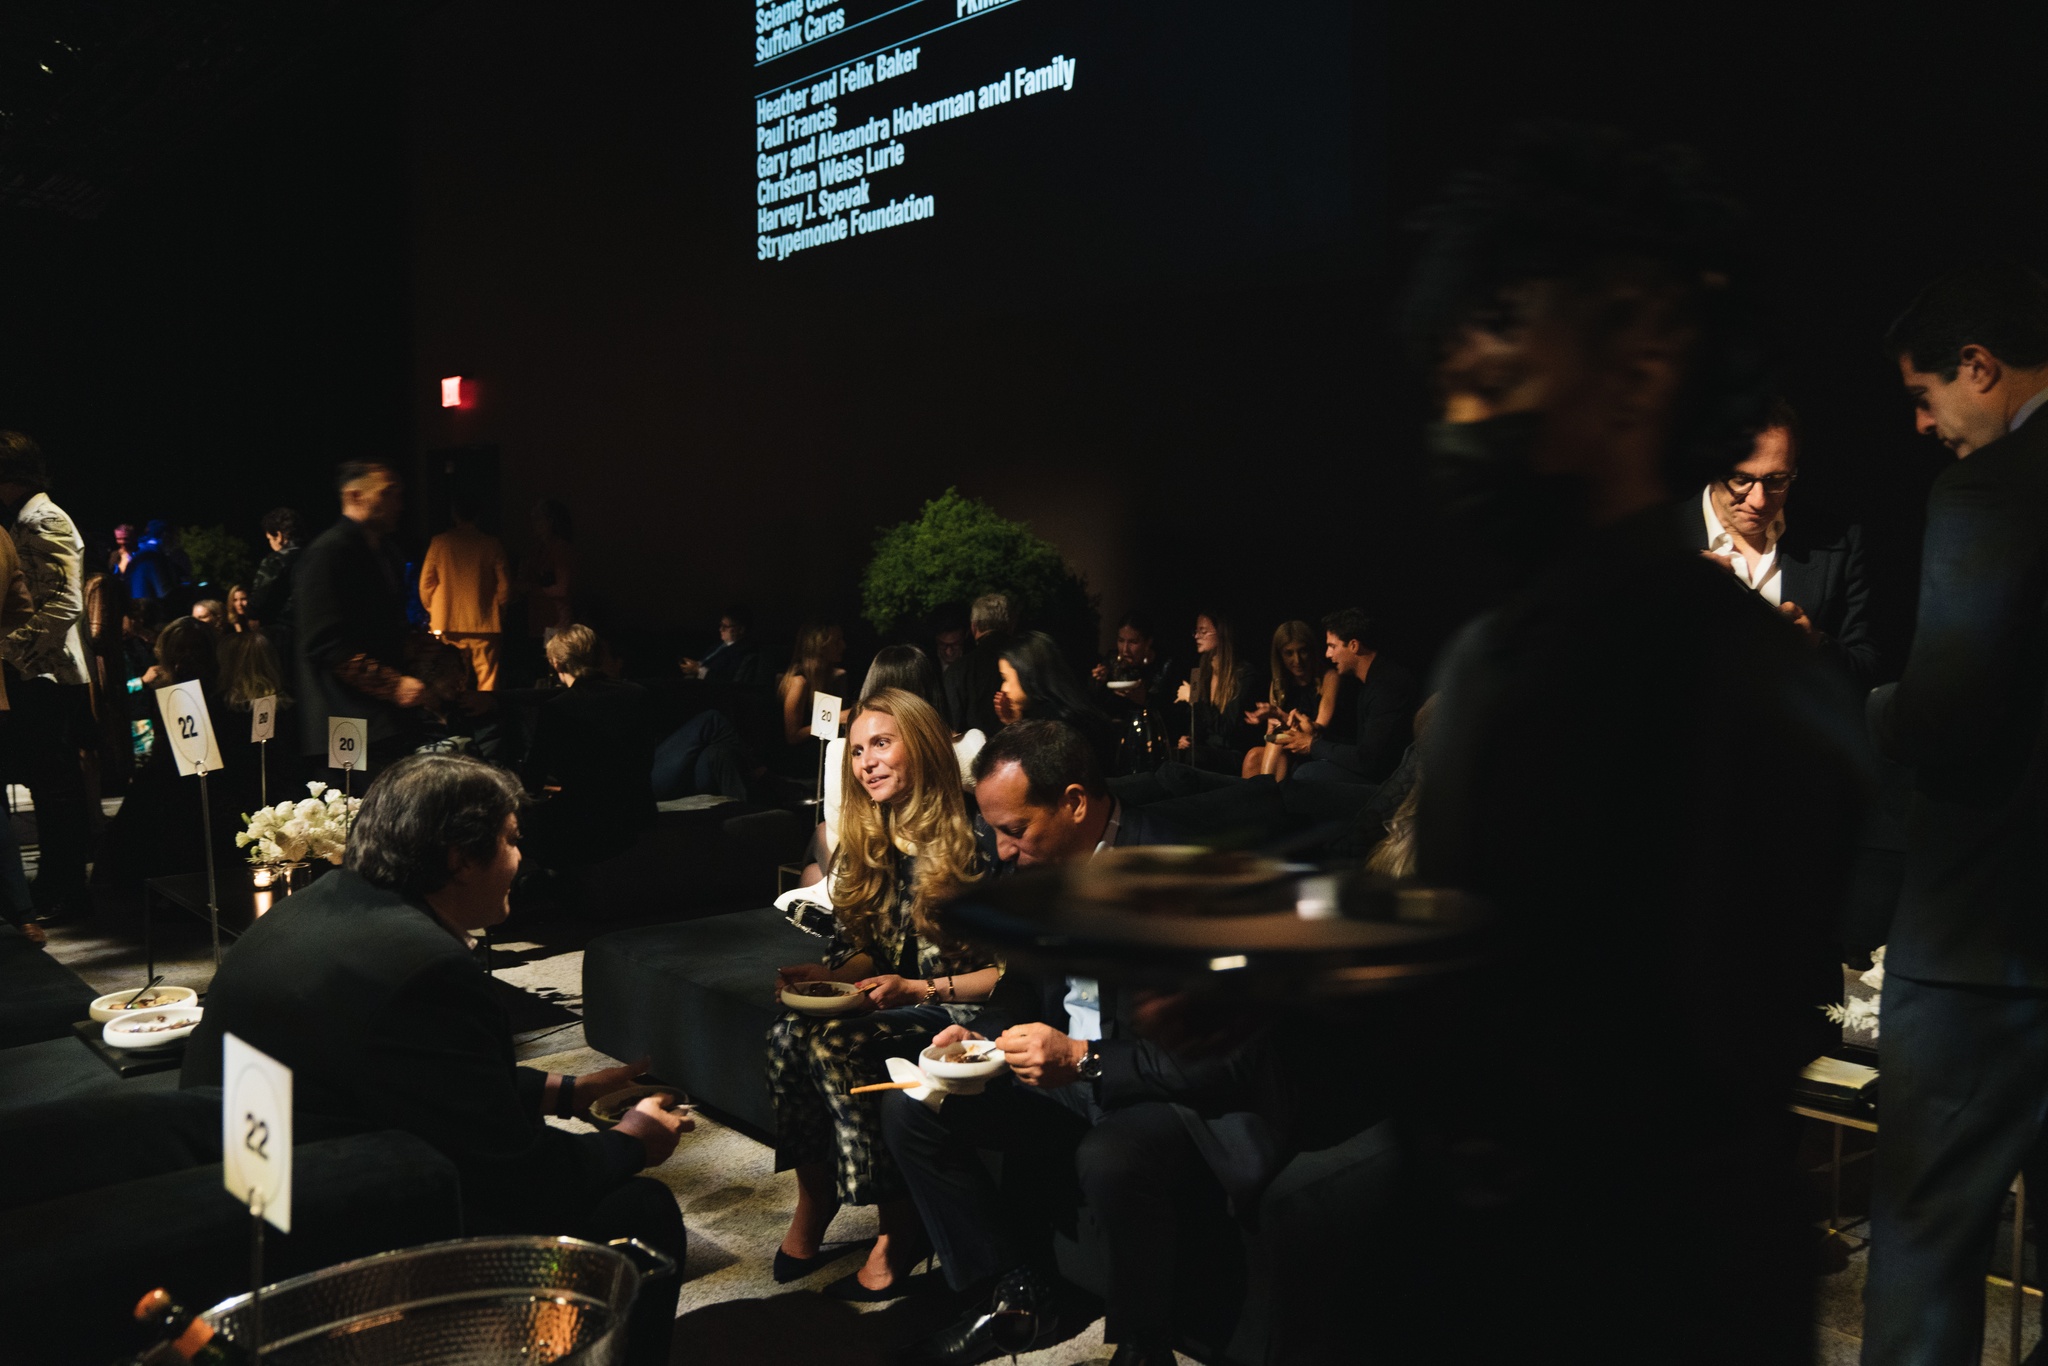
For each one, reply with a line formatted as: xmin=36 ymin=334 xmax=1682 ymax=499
xmin=1870 ymin=408 xmax=2048 ymax=987
xmin=523 ymin=675 xmax=657 ymax=857
xmin=1688 ymin=497 xmax=1881 ymax=688
xmin=971 ymin=805 xmax=1297 ymax=1215
xmin=182 ymin=869 xmax=645 ymax=1231
xmin=1307 ymin=658 xmax=1420 ymax=781
xmin=293 ymin=518 xmax=413 ymax=757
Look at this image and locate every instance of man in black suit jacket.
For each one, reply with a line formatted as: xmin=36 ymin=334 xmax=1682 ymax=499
xmin=1691 ymin=402 xmax=1883 ymax=687
xmin=522 ymin=625 xmax=657 ymax=867
xmin=294 ymin=462 xmax=430 ymax=771
xmin=1862 ymin=265 xmax=2048 ymax=1365
xmin=889 ymin=721 xmax=1290 ymax=1366
xmin=962 ymin=592 xmax=1016 ymax=738
xmin=183 ymin=754 xmax=690 ymax=1366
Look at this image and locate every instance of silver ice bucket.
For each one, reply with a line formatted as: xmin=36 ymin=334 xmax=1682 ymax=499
xmin=203 ymin=1235 xmax=675 ymax=1364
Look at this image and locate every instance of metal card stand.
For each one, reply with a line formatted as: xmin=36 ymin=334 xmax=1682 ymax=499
xmin=197 ymin=762 xmax=221 ymax=967
xmin=248 ymin=1190 xmax=267 ymax=1358
xmin=342 ymin=760 xmax=353 ymax=801
xmin=259 ymin=738 xmax=268 ymax=808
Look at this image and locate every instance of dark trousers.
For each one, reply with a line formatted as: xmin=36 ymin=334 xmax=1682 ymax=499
xmin=1292 ymin=759 xmax=1370 ymax=785
xmin=1865 ymin=973 xmax=2048 ymax=1365
xmin=883 ymin=1085 xmax=1225 ymax=1347
xmin=1076 ymin=1102 xmax=1229 ymax=1347
xmin=651 ymin=711 xmax=747 ymax=802
xmin=881 ymin=1080 xmax=1093 ymax=1291
xmin=7 ymin=677 xmax=91 ymax=909
xmin=569 ymin=1175 xmax=686 ymax=1366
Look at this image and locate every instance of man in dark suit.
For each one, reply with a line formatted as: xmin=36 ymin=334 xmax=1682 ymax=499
xmin=889 ymin=721 xmax=1287 ymax=1366
xmin=1690 ymin=400 xmax=1882 ymax=687
xmin=1272 ymin=606 xmax=1420 ymax=784
xmin=522 ymin=624 xmax=658 ymax=867
xmin=962 ymin=592 xmax=1015 ymax=738
xmin=294 ymin=462 xmax=431 ymax=775
xmin=1862 ymin=263 xmax=2048 ymax=1366
xmin=183 ymin=753 xmax=689 ymax=1366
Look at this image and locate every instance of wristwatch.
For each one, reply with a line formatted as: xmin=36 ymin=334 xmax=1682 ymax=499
xmin=1076 ymin=1043 xmax=1104 ymax=1083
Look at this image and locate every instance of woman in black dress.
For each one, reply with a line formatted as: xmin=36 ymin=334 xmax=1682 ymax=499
xmin=1178 ymin=610 xmax=1258 ymax=775
xmin=992 ymin=631 xmax=1118 ymax=769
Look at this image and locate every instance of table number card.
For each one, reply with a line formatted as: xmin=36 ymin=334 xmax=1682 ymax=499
xmin=328 ymin=716 xmax=369 ymax=772
xmin=811 ymin=691 xmax=843 ymax=739
xmin=250 ymin=694 xmax=277 ymax=744
xmin=155 ymin=680 xmax=224 ymax=777
xmin=222 ymin=1032 xmax=293 ymax=1232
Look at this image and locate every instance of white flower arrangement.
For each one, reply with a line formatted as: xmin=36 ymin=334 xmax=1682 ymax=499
xmin=1822 ymin=945 xmax=1886 ymax=1040
xmin=236 ymin=781 xmax=360 ymax=866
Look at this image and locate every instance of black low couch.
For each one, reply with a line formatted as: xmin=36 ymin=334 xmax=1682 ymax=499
xmin=0 ymin=1085 xmax=465 ymax=1365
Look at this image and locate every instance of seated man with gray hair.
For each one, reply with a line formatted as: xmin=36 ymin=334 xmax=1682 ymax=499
xmin=184 ymin=753 xmax=690 ymax=1366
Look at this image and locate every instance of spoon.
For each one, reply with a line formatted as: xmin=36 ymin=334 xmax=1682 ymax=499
xmin=120 ymin=974 xmax=165 ymax=1010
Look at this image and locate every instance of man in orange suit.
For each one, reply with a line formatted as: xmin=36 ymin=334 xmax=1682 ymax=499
xmin=419 ymin=493 xmax=510 ymax=691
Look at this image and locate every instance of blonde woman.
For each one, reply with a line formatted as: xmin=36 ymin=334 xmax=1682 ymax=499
xmin=767 ymin=688 xmax=995 ymax=1300
xmin=1242 ymin=620 xmax=1337 ymax=780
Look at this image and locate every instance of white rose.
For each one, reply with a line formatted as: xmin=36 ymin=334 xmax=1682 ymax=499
xmin=307 ymin=781 xmax=328 ymax=797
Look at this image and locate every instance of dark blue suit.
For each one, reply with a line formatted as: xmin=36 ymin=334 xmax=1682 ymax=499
xmin=1864 ymin=404 xmax=2048 ymax=1365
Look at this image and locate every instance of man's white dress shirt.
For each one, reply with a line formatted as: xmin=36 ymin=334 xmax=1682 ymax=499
xmin=1702 ymin=486 xmax=1784 ymax=607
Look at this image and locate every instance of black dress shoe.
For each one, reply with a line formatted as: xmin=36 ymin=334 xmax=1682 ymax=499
xmin=773 ymin=1240 xmax=869 ymax=1284
xmin=903 ymin=1267 xmax=1056 ymax=1364
xmin=1107 ymin=1342 xmax=1178 ymax=1366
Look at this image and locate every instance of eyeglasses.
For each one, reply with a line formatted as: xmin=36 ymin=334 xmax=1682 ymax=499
xmin=1723 ymin=471 xmax=1797 ymax=497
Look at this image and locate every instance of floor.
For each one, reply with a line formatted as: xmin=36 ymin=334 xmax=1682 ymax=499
xmin=33 ymin=788 xmax=2046 ymax=1365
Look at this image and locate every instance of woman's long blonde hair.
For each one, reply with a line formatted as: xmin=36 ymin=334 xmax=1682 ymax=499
xmin=830 ymin=688 xmax=978 ymax=952
xmin=782 ymin=621 xmax=839 ymax=694
xmin=1268 ymin=620 xmax=1320 ymax=709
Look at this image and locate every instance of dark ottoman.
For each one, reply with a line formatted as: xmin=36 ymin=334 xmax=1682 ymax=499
xmin=583 ymin=907 xmax=820 ymax=1136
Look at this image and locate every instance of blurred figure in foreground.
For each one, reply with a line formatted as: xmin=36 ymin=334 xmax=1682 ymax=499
xmin=1405 ymin=125 xmax=1868 ymax=1365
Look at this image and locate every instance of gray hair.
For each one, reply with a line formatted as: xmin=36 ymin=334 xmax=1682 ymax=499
xmin=969 ymin=593 xmax=1014 ymax=634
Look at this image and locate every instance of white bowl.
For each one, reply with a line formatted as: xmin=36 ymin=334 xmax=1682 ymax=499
xmin=921 ymin=1041 xmax=1008 ymax=1082
xmin=89 ymin=985 xmax=198 ymax=1023
xmin=103 ymin=1005 xmax=203 ymax=1051
xmin=780 ymin=980 xmax=868 ymax=1016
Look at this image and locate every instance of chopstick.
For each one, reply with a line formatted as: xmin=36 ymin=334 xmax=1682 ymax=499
xmin=849 ymin=1081 xmax=922 ymax=1094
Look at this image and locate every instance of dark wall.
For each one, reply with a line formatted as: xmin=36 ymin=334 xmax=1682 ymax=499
xmin=5 ymin=3 xmax=2044 ymax=683
xmin=409 ymin=0 xmax=2048 ymax=679
xmin=0 ymin=13 xmax=412 ymax=569
xmin=409 ymin=2 xmax=1392 ymax=667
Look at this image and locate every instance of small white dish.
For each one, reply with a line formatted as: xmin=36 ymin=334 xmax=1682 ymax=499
xmin=89 ymin=985 xmax=198 ymax=1023
xmin=780 ymin=980 xmax=868 ymax=1016
xmin=1105 ymin=679 xmax=1141 ymax=692
xmin=921 ymin=1042 xmax=1008 ymax=1082
xmin=103 ymin=1006 xmax=203 ymax=1051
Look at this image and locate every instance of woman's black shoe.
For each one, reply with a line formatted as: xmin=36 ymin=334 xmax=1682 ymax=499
xmin=773 ymin=1240 xmax=868 ymax=1284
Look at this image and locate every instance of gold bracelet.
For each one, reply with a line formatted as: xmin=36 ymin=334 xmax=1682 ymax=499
xmin=922 ymin=980 xmax=938 ymax=1004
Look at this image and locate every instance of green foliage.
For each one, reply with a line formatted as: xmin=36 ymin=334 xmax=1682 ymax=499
xmin=861 ymin=489 xmax=1097 ymax=650
xmin=180 ymin=524 xmax=258 ymax=590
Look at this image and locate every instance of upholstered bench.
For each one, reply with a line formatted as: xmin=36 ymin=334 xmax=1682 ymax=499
xmin=0 ymin=921 xmax=99 ymax=1048
xmin=583 ymin=906 xmax=817 ymax=1136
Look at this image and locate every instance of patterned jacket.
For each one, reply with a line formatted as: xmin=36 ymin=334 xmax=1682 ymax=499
xmin=5 ymin=493 xmax=92 ymax=686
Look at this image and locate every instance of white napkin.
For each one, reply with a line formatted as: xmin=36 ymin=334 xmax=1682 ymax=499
xmin=884 ymin=1055 xmax=1003 ymax=1111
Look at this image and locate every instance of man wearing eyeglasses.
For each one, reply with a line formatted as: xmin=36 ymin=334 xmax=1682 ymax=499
xmin=1699 ymin=402 xmax=1881 ymax=687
